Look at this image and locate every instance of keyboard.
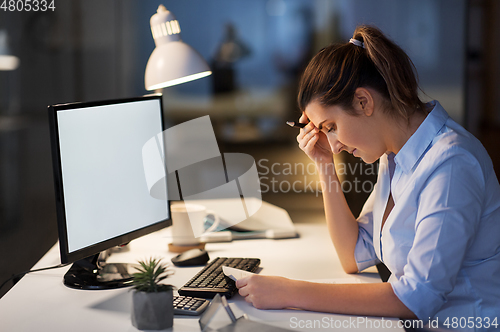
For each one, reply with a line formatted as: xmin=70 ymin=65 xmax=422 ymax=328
xmin=173 ymin=295 xmax=209 ymax=316
xmin=178 ymin=257 xmax=260 ymax=299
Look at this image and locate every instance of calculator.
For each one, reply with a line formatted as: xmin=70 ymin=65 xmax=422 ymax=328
xmin=173 ymin=295 xmax=210 ymax=316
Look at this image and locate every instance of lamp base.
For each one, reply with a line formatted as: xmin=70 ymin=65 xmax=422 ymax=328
xmin=168 ymin=242 xmax=206 ymax=253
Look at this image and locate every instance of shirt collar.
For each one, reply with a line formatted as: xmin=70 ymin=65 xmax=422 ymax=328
xmin=394 ymin=101 xmax=449 ymax=174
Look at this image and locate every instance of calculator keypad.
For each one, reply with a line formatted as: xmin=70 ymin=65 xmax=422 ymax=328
xmin=173 ymin=295 xmax=209 ymax=315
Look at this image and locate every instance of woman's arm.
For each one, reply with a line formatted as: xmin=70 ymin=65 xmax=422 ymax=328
xmin=297 ymin=114 xmax=360 ymax=273
xmin=318 ymin=167 xmax=359 ymax=274
xmin=236 ymin=275 xmax=417 ymax=319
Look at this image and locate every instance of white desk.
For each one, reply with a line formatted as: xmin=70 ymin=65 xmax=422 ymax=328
xmin=0 ymin=223 xmax=404 ymax=332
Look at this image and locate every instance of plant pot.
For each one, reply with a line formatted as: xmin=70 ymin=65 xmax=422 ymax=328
xmin=131 ymin=290 xmax=174 ymax=330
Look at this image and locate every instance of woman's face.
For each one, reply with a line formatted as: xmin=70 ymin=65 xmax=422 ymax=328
xmin=304 ymin=100 xmax=387 ymax=164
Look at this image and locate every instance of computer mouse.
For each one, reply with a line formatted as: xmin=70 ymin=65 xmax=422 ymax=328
xmin=171 ymin=249 xmax=210 ymax=267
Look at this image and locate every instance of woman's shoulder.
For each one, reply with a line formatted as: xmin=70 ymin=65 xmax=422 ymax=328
xmin=408 ymin=101 xmax=491 ymax=176
xmin=420 ymin=119 xmax=494 ymax=181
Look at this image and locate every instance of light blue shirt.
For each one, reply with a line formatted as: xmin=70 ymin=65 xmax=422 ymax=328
xmin=354 ymin=101 xmax=500 ymax=330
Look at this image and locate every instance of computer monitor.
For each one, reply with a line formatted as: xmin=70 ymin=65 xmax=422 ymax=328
xmin=48 ymin=94 xmax=171 ymax=290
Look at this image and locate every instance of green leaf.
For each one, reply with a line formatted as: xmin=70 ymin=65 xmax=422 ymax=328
xmin=131 ymin=257 xmax=174 ymax=293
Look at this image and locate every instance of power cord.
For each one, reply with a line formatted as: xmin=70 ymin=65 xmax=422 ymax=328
xmin=0 ymin=263 xmax=71 ymax=292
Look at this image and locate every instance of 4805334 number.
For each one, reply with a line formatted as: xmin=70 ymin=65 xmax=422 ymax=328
xmin=443 ymin=316 xmax=498 ymax=330
xmin=1 ymin=0 xmax=55 ymax=11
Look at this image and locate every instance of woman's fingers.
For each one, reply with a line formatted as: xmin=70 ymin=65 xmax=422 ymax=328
xmin=238 ymin=286 xmax=249 ymax=298
xmin=296 ymin=117 xmax=315 ymax=136
xmin=302 ymin=132 xmax=319 ymax=151
xmin=237 ymin=276 xmax=252 ymax=298
xmin=298 ymin=127 xmax=319 ymax=151
xmin=297 ymin=122 xmax=317 ymax=141
xmin=244 ymin=295 xmax=253 ymax=304
xmin=295 ymin=116 xmax=333 ymax=165
xmin=298 ymin=113 xmax=309 ymax=125
xmin=236 ymin=277 xmax=249 ymax=289
xmin=236 ymin=275 xmax=292 ymax=310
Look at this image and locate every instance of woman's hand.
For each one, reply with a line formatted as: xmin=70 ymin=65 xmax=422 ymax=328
xmin=296 ymin=113 xmax=334 ymax=169
xmin=236 ymin=275 xmax=295 ymax=310
xmin=237 ymin=275 xmax=417 ymax=319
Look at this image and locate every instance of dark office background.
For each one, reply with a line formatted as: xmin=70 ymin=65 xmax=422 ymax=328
xmin=1 ymin=0 xmax=499 ymax=299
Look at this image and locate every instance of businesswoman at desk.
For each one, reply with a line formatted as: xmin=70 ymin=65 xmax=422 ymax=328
xmin=236 ymin=25 xmax=500 ymax=329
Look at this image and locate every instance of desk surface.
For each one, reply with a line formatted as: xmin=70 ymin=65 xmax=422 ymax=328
xmin=0 ymin=223 xmax=403 ymax=332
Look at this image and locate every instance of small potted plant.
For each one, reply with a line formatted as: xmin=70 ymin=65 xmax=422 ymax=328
xmin=131 ymin=257 xmax=174 ymax=330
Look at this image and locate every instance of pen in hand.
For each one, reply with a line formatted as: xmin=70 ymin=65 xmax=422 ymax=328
xmin=286 ymin=121 xmax=306 ymax=128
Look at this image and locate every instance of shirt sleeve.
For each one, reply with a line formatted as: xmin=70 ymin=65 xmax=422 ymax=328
xmin=391 ymin=149 xmax=485 ymax=320
xmin=354 ymin=184 xmax=381 ymax=271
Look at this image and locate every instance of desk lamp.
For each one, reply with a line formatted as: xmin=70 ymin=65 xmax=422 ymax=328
xmin=0 ymin=30 xmax=19 ymax=71
xmin=145 ymin=5 xmax=211 ymax=90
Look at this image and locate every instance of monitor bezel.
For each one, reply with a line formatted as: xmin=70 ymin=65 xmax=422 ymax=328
xmin=48 ymin=94 xmax=171 ymax=264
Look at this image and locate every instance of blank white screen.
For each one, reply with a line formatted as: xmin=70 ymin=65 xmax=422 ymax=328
xmin=57 ymin=99 xmax=168 ymax=253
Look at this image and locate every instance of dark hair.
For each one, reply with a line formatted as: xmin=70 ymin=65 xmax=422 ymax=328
xmin=297 ymin=25 xmax=425 ymax=122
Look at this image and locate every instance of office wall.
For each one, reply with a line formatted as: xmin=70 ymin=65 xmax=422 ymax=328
xmin=0 ymin=0 xmax=468 ymax=121
xmin=0 ymin=0 xmax=142 ymax=111
xmin=477 ymin=0 xmax=500 ymax=178
xmin=0 ymin=1 xmax=146 ymax=298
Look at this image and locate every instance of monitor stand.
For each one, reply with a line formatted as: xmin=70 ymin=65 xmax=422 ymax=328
xmin=63 ymin=253 xmax=135 ymax=290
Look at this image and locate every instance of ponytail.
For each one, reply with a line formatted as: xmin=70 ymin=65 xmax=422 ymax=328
xmin=298 ymin=25 xmax=425 ymax=122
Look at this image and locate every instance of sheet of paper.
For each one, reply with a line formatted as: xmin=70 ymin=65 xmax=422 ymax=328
xmin=305 ymin=277 xmax=363 ymax=284
xmin=222 ymin=266 xmax=254 ymax=282
xmin=295 ymin=276 xmax=380 ymax=284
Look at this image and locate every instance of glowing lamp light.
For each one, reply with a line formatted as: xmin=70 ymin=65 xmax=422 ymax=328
xmin=145 ymin=5 xmax=211 ymax=90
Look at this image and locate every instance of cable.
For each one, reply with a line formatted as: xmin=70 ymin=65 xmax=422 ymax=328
xmin=0 ymin=263 xmax=71 ymax=292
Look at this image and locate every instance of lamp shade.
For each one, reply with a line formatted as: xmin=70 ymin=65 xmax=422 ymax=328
xmin=0 ymin=30 xmax=19 ymax=71
xmin=145 ymin=5 xmax=211 ymax=90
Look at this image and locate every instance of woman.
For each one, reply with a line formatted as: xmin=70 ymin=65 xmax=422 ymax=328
xmin=236 ymin=26 xmax=500 ymax=328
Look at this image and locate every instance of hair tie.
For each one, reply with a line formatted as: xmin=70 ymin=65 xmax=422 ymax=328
xmin=349 ymin=38 xmax=365 ymax=49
